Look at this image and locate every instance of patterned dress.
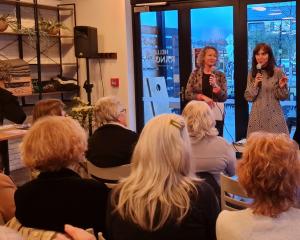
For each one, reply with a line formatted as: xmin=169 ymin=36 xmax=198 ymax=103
xmin=244 ymin=67 xmax=289 ymax=137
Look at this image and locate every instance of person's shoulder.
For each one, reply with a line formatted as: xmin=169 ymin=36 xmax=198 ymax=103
xmin=217 ymin=209 xmax=249 ymax=225
xmin=194 ymin=180 xmax=215 ymax=197
xmin=76 ymin=178 xmax=109 ymax=191
xmin=0 ymin=173 xmax=15 ymax=186
xmin=211 ymin=136 xmax=232 ymax=148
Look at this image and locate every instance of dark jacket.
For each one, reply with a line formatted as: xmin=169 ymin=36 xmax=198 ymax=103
xmin=0 ymin=87 xmax=26 ymax=124
xmin=14 ymin=168 xmax=109 ymax=235
xmin=86 ymin=124 xmax=138 ymax=168
xmin=106 ymin=182 xmax=220 ymax=240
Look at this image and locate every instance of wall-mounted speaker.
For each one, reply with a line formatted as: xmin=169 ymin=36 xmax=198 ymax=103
xmin=74 ymin=26 xmax=98 ymax=58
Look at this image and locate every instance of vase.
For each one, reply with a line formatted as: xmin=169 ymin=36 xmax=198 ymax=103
xmin=0 ymin=20 xmax=8 ymax=32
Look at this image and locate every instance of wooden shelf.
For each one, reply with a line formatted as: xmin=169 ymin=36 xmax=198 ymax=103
xmin=0 ymin=32 xmax=73 ymax=39
xmin=0 ymin=0 xmax=73 ymax=11
xmin=19 ymin=90 xmax=78 ymax=97
xmin=29 ymin=63 xmax=77 ymax=66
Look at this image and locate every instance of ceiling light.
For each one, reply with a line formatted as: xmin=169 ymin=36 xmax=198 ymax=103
xmin=252 ymin=6 xmax=266 ymax=11
xmin=268 ymin=12 xmax=282 ymax=16
xmin=282 ymin=17 xmax=295 ymax=20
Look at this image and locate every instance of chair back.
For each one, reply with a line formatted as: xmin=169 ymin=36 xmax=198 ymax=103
xmin=87 ymin=161 xmax=131 ymax=188
xmin=220 ymin=174 xmax=250 ymax=211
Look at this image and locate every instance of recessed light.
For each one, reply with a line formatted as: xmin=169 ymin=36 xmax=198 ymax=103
xmin=268 ymin=12 xmax=282 ymax=16
xmin=282 ymin=17 xmax=295 ymax=20
xmin=252 ymin=6 xmax=266 ymax=11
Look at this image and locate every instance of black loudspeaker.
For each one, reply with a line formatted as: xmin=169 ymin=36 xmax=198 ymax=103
xmin=74 ymin=26 xmax=98 ymax=58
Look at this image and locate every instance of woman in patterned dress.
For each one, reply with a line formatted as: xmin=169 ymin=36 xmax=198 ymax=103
xmin=245 ymin=43 xmax=289 ymax=137
xmin=185 ymin=46 xmax=227 ymax=136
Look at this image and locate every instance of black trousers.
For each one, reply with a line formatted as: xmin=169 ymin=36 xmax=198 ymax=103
xmin=216 ymin=120 xmax=224 ymax=137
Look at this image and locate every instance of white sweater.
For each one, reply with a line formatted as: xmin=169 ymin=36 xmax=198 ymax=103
xmin=216 ymin=208 xmax=300 ymax=240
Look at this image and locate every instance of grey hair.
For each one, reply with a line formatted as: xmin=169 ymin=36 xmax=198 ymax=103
xmin=94 ymin=96 xmax=124 ymax=126
xmin=182 ymin=101 xmax=218 ymax=141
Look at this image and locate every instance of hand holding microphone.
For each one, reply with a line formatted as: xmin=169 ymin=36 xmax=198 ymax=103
xmin=255 ymin=63 xmax=263 ymax=88
xmin=209 ymin=67 xmax=219 ymax=88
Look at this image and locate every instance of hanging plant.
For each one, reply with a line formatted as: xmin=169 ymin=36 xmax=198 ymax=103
xmin=39 ymin=17 xmax=69 ymax=35
xmin=0 ymin=14 xmax=17 ymax=32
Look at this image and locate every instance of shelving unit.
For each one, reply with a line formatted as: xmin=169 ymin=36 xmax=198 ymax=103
xmin=0 ymin=0 xmax=78 ymax=105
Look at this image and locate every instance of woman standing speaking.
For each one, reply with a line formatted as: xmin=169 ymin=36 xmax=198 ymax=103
xmin=245 ymin=43 xmax=289 ymax=137
xmin=185 ymin=46 xmax=227 ymax=136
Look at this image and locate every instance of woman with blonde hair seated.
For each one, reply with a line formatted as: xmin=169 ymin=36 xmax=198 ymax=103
xmin=86 ymin=96 xmax=137 ymax=168
xmin=106 ymin=114 xmax=220 ymax=240
xmin=182 ymin=100 xmax=236 ymax=185
xmin=14 ymin=116 xmax=109 ymax=236
xmin=217 ymin=132 xmax=300 ymax=240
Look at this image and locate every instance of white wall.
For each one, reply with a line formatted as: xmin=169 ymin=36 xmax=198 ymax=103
xmin=63 ymin=0 xmax=136 ymax=130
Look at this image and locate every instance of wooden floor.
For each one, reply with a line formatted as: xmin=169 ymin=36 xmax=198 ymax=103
xmin=10 ymin=167 xmax=31 ymax=186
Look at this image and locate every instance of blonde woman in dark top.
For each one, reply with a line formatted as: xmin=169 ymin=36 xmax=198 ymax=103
xmin=106 ymin=114 xmax=220 ymax=240
xmin=185 ymin=46 xmax=227 ymax=136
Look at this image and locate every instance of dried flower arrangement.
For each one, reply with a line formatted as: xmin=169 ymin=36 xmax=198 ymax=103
xmin=69 ymin=97 xmax=94 ymax=130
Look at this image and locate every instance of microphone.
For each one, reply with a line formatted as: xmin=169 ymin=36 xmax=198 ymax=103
xmin=256 ymin=63 xmax=262 ymax=87
xmin=256 ymin=63 xmax=262 ymax=74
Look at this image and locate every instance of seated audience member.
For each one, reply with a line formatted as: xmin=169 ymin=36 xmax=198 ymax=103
xmin=0 ymin=173 xmax=16 ymax=223
xmin=32 ymin=99 xmax=87 ymax=178
xmin=14 ymin=116 xmax=109 ymax=235
xmin=0 ymin=87 xmax=26 ymax=125
xmin=32 ymin=99 xmax=65 ymax=123
xmin=106 ymin=114 xmax=220 ymax=240
xmin=86 ymin=96 xmax=138 ymax=168
xmin=182 ymin=100 xmax=236 ymax=185
xmin=217 ymin=132 xmax=300 ymax=240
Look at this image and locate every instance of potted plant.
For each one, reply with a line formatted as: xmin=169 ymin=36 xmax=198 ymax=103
xmin=0 ymin=14 xmax=16 ymax=32
xmin=39 ymin=18 xmax=68 ymax=35
xmin=69 ymin=97 xmax=94 ymax=130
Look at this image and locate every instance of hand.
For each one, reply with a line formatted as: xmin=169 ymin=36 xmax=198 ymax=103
xmin=54 ymin=225 xmax=96 ymax=240
xmin=279 ymin=75 xmax=288 ymax=88
xmin=209 ymin=74 xmax=219 ymax=88
xmin=254 ymin=73 xmax=263 ymax=88
xmin=197 ymin=94 xmax=215 ymax=108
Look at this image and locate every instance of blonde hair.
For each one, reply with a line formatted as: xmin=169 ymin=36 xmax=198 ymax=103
xmin=196 ymin=46 xmax=218 ymax=68
xmin=182 ymin=101 xmax=218 ymax=141
xmin=238 ymin=132 xmax=300 ymax=217
xmin=94 ymin=96 xmax=124 ymax=126
xmin=32 ymin=99 xmax=65 ymax=123
xmin=21 ymin=116 xmax=87 ymax=171
xmin=111 ymin=114 xmax=199 ymax=231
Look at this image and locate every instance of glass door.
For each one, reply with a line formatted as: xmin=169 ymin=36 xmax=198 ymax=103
xmin=139 ymin=10 xmax=180 ymax=124
xmin=190 ymin=6 xmax=235 ymax=141
xmin=247 ymin=1 xmax=296 ymax=136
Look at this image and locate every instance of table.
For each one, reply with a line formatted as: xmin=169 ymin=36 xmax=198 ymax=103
xmin=0 ymin=125 xmax=27 ymax=175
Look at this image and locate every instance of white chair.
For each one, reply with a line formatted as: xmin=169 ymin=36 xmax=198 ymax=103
xmin=220 ymin=174 xmax=250 ymax=211
xmin=87 ymin=161 xmax=131 ymax=188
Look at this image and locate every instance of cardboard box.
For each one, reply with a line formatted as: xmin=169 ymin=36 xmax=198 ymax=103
xmin=0 ymin=76 xmax=32 ymax=96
